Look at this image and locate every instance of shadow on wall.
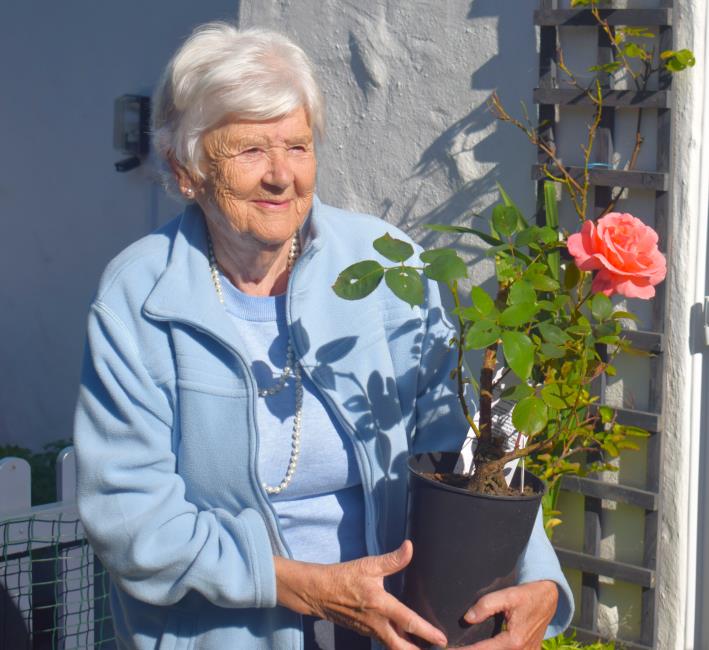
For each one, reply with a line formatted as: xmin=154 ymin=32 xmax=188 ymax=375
xmin=406 ymin=0 xmax=538 ymax=247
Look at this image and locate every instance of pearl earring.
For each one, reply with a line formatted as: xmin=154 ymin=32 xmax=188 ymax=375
xmin=185 ymin=188 xmax=194 ymax=198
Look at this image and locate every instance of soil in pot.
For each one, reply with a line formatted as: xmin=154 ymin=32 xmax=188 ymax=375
xmin=401 ymin=451 xmax=545 ymax=648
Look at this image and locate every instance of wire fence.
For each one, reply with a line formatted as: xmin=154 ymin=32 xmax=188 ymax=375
xmin=1 ymin=453 xmax=116 ymax=649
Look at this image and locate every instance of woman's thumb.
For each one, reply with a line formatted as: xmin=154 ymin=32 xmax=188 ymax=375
xmin=377 ymin=540 xmax=413 ymax=576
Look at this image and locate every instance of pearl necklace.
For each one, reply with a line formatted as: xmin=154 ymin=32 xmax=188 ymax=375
xmin=207 ymin=234 xmax=303 ymax=495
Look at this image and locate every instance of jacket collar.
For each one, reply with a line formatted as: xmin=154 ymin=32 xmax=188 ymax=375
xmin=142 ymin=197 xmax=325 ymax=351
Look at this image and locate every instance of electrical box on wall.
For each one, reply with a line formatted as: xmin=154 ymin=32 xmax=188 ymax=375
xmin=113 ymin=94 xmax=150 ymax=172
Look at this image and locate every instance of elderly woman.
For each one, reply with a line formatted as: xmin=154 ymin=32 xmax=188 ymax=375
xmin=74 ymin=22 xmax=573 ymax=650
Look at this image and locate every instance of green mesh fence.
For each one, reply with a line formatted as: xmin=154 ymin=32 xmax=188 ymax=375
xmin=0 ymin=514 xmax=115 ymax=649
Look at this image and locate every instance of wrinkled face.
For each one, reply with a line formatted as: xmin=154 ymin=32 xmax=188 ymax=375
xmin=191 ymin=107 xmax=316 ymax=247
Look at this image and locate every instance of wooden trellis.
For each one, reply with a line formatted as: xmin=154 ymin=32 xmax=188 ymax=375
xmin=534 ymin=2 xmax=672 ymax=649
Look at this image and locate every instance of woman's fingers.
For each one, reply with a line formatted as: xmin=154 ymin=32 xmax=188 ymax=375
xmin=275 ymin=545 xmax=448 ymax=649
xmin=463 ymin=588 xmax=510 ymax=625
xmin=381 ymin=622 xmax=438 ymax=650
xmin=360 ymin=540 xmax=414 ymax=578
xmin=460 ymin=581 xmax=558 ymax=650
xmin=381 ymin=592 xmax=448 ymax=648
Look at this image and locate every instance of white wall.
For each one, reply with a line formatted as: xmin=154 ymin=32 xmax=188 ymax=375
xmin=0 ymin=1 xmax=239 ymax=451
xmin=661 ymin=1 xmax=709 ymax=648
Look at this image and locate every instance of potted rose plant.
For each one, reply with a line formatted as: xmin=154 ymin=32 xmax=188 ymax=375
xmin=332 ymin=180 xmax=665 ymax=645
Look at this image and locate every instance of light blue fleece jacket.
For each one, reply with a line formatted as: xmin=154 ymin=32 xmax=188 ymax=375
xmin=73 ymin=197 xmax=573 ymax=649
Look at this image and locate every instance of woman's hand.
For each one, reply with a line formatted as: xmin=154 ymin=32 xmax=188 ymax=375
xmin=274 ymin=540 xmax=448 ymax=649
xmin=458 ymin=580 xmax=559 ymax=649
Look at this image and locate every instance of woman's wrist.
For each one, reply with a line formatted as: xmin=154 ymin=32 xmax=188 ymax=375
xmin=274 ymin=555 xmax=323 ymax=617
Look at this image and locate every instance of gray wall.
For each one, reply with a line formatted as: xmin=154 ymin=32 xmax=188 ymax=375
xmin=0 ymin=2 xmax=239 ymax=450
xmin=241 ymin=0 xmax=539 ymax=245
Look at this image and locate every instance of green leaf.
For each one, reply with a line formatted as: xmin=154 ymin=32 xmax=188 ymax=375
xmin=373 ymin=233 xmax=414 ymax=262
xmin=596 ymin=335 xmax=620 ymax=345
xmin=496 ymin=183 xmax=529 ymax=229
xmin=471 ymin=286 xmax=496 ymax=315
xmin=543 ymin=181 xmax=559 ymax=229
xmin=662 ymin=48 xmax=696 ymax=72
xmin=618 ymin=425 xmax=650 ymax=438
xmin=527 ymin=274 xmax=560 ymax=292
xmin=538 ymin=322 xmax=570 ymax=345
xmin=599 ymin=406 xmax=614 ymax=424
xmin=622 ymin=27 xmax=654 ymax=38
xmin=544 ymin=181 xmax=561 ymax=280
xmin=568 ymin=321 xmax=592 ymax=336
xmin=563 ymin=262 xmax=582 ymax=290
xmin=384 ymin=267 xmax=424 ymax=307
xmin=332 ymin=261 xmax=384 ymax=300
xmin=603 ymin=440 xmax=620 ymax=457
xmin=424 ymin=224 xmax=477 ymax=234
xmin=612 ymin=310 xmax=640 ymax=321
xmin=501 ymin=331 xmax=535 ymax=380
xmin=496 ymin=256 xmax=518 ymax=283
xmin=512 ymin=396 xmax=549 ymax=435
xmin=501 ymin=383 xmax=534 ymax=400
xmin=541 ymin=385 xmax=567 ymax=410
xmin=485 ymin=243 xmax=514 ymax=257
xmin=540 ymin=343 xmax=566 ymax=359
xmin=424 ymin=252 xmax=467 ymax=284
xmin=465 ymin=321 xmax=501 ymax=349
xmin=420 ymin=247 xmax=457 ymax=263
xmin=589 ymin=61 xmax=622 ymax=74
xmin=492 ymin=204 xmax=518 ymax=237
xmin=500 ymin=302 xmax=538 ymax=327
xmin=515 ymin=227 xmax=539 ymax=248
xmin=537 ymin=226 xmax=559 ymax=245
xmin=509 ymin=280 xmax=536 ymax=305
xmin=591 ymin=293 xmax=613 ymax=321
xmin=623 ymin=41 xmax=647 ymax=59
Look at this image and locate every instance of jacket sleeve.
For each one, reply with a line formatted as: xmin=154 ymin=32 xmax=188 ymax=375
xmin=520 ymin=508 xmax=575 ymax=637
xmin=411 ymin=279 xmax=574 ymax=637
xmin=74 ymin=301 xmax=277 ymax=609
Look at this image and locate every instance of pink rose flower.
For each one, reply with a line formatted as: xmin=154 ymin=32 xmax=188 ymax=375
xmin=567 ymin=212 xmax=666 ymax=299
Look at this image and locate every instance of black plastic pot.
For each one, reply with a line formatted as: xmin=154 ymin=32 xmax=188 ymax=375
xmin=400 ymin=451 xmax=545 ymax=648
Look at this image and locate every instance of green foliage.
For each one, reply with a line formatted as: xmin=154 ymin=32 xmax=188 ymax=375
xmin=543 ymin=630 xmax=615 ymax=649
xmin=332 ymin=260 xmax=384 ymax=300
xmin=332 ymin=182 xmax=652 ymax=500
xmin=0 ymin=440 xmax=72 ymax=506
xmin=373 ymin=232 xmax=414 ymax=263
xmin=661 ymin=49 xmax=696 ymax=72
xmin=384 ymin=267 xmax=423 ymax=307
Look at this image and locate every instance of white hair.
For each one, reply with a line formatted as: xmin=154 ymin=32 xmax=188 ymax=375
xmin=151 ymin=23 xmax=325 ymax=193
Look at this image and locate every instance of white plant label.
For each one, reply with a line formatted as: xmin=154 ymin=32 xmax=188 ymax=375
xmin=455 ymin=371 xmax=528 ymax=486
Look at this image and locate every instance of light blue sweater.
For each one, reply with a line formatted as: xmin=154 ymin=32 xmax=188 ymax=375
xmin=221 ymin=278 xmax=367 ymax=564
xmin=74 ymin=198 xmax=573 ymax=649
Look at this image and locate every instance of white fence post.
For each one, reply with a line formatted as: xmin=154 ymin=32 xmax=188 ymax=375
xmin=57 ymin=446 xmax=77 ymax=503
xmin=0 ymin=457 xmax=31 ymax=515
